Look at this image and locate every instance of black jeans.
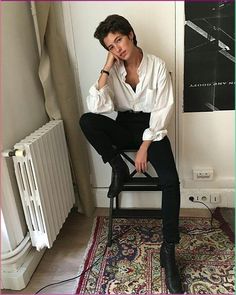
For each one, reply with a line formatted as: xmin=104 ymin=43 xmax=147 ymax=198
xmin=80 ymin=112 xmax=180 ymax=243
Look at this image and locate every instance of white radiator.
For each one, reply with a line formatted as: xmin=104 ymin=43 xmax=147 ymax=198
xmin=13 ymin=120 xmax=75 ymax=251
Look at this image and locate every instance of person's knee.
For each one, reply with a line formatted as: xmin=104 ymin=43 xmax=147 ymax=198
xmin=79 ymin=112 xmax=94 ymax=130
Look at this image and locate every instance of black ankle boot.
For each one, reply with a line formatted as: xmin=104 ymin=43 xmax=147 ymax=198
xmin=107 ymin=154 xmax=130 ymax=198
xmin=160 ymin=241 xmax=184 ymax=294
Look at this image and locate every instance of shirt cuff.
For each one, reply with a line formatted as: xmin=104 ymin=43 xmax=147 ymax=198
xmin=89 ymin=83 xmax=109 ymax=96
xmin=142 ymin=128 xmax=168 ymax=141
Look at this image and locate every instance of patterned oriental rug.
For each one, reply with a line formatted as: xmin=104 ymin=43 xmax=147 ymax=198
xmin=75 ymin=216 xmax=234 ymax=294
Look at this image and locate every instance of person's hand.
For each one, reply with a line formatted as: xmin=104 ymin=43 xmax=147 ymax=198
xmin=135 ymin=141 xmax=152 ymax=173
xmin=98 ymin=52 xmax=120 ymax=90
xmin=103 ymin=52 xmax=120 ymax=71
xmin=135 ymin=147 xmax=148 ymax=173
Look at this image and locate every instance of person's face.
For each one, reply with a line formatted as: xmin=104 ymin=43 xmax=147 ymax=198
xmin=103 ymin=31 xmax=134 ymax=60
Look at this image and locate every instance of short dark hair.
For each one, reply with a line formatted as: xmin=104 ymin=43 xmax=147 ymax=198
xmin=94 ymin=14 xmax=137 ymax=50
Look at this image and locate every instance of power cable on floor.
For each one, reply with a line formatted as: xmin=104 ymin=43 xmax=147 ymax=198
xmin=180 ymin=197 xmax=221 ymax=235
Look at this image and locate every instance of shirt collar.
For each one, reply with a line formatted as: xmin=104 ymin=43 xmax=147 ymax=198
xmin=115 ymin=50 xmax=148 ymax=78
xmin=138 ymin=51 xmax=147 ymax=76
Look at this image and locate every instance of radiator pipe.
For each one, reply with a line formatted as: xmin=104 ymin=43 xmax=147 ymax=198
xmin=1 ymin=233 xmax=31 ymax=261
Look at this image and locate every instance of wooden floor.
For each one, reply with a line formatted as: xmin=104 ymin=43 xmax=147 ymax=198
xmin=1 ymin=208 xmax=213 ymax=294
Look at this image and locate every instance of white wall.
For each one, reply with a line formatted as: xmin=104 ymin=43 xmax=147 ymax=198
xmin=2 ymin=2 xmax=49 ymax=252
xmin=3 ymin=2 xmax=48 ymax=150
xmin=182 ymin=112 xmax=234 ymax=188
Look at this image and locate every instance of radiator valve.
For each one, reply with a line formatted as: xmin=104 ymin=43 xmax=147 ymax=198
xmin=2 ymin=149 xmax=26 ymax=158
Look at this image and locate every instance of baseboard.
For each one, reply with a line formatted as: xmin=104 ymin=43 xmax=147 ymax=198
xmin=1 ymin=247 xmax=45 ymax=290
xmin=181 ymin=188 xmax=234 ymax=208
xmin=93 ymin=188 xmax=234 ymax=209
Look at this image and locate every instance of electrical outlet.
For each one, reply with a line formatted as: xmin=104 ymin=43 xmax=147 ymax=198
xmin=189 ymin=192 xmax=210 ymax=203
xmin=193 ymin=169 xmax=214 ymax=180
xmin=200 ymin=193 xmax=210 ymax=202
xmin=210 ymin=193 xmax=221 ymax=203
xmin=189 ymin=195 xmax=199 ymax=202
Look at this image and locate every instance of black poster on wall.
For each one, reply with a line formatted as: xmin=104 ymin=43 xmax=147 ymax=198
xmin=184 ymin=1 xmax=235 ymax=112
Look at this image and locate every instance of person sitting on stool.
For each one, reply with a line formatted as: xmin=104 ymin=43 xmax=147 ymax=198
xmin=80 ymin=14 xmax=183 ymax=294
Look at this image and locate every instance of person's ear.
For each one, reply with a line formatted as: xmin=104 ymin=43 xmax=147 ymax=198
xmin=129 ymin=31 xmax=134 ymax=41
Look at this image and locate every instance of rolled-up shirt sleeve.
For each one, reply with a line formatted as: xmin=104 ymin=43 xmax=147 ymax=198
xmin=142 ymin=63 xmax=174 ymax=141
xmin=86 ymin=82 xmax=115 ymax=114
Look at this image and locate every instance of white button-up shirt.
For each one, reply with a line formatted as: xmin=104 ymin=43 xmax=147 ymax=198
xmin=87 ymin=52 xmax=174 ymax=141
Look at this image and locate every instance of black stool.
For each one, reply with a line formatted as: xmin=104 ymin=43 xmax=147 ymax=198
xmin=107 ymin=150 xmax=163 ymax=246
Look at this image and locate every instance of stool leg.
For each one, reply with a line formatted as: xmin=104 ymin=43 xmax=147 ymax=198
xmin=107 ymin=197 xmax=114 ymax=247
xmin=116 ymin=195 xmax=120 ymax=209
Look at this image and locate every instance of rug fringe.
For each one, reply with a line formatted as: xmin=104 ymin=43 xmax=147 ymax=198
xmin=72 ymin=216 xmax=100 ymax=294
